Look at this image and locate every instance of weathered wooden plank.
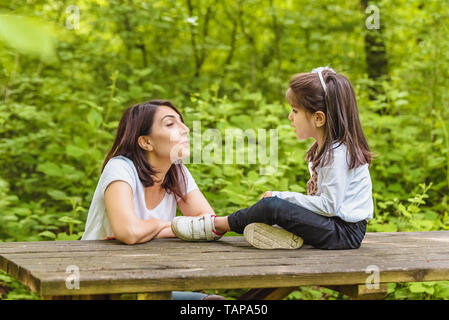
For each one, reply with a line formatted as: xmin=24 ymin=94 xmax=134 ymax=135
xmin=3 ymin=254 xmax=447 ymax=278
xmin=2 ymin=238 xmax=447 ymax=263
xmin=30 ymin=258 xmax=449 ymax=281
xmin=33 ymin=267 xmax=449 ymax=296
xmin=1 ymin=232 xmax=449 ymax=297
xmin=2 ymin=237 xmax=447 ymax=265
xmin=22 ymin=253 xmax=449 ymax=294
xmin=4 ymin=250 xmax=449 ymax=276
xmin=3 ymin=251 xmax=449 ymax=275
xmin=3 ymin=239 xmax=448 ymax=287
xmin=0 ymin=231 xmax=448 ymax=254
xmin=0 ymin=238 xmax=248 ymax=254
xmin=3 ymin=242 xmax=447 ymax=260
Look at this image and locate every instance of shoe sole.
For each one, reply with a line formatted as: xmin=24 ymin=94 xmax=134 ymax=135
xmin=243 ymin=223 xmax=303 ymax=249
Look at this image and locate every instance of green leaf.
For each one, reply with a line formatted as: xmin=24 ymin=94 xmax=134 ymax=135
xmin=0 ymin=14 xmax=56 ymax=61
xmin=58 ymin=216 xmax=82 ymax=224
xmin=47 ymin=190 xmax=68 ymax=201
xmin=397 ymin=204 xmax=411 ymax=218
xmin=38 ymin=231 xmax=56 ymax=239
xmin=408 ymin=282 xmax=429 ymax=294
xmin=87 ymin=108 xmax=103 ymax=128
xmin=393 ymin=287 xmax=410 ymax=299
xmin=36 ymin=162 xmax=63 ymax=177
xmin=65 ymin=145 xmax=85 ymax=158
xmin=56 ymin=233 xmax=80 ymax=241
xmin=435 ymin=282 xmax=449 ymax=298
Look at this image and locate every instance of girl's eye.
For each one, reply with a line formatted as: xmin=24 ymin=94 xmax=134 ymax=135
xmin=166 ymin=123 xmax=174 ymax=127
xmin=292 ymin=109 xmax=298 ymax=114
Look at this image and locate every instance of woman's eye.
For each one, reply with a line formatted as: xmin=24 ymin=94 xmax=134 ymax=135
xmin=292 ymin=109 xmax=297 ymax=114
xmin=166 ymin=123 xmax=174 ymax=127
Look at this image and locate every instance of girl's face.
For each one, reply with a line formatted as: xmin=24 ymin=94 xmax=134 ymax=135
xmin=146 ymin=106 xmax=190 ymax=162
xmin=288 ymin=105 xmax=317 ymax=141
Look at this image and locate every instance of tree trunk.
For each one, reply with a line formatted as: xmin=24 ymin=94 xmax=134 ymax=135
xmin=361 ymin=0 xmax=389 ymax=103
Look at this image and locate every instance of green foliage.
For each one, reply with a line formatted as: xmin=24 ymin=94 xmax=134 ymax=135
xmin=0 ymin=0 xmax=448 ymax=300
xmin=0 ymin=14 xmax=56 ymax=62
xmin=387 ymin=282 xmax=449 ymax=300
xmin=0 ymin=270 xmax=39 ymax=300
xmin=286 ymin=286 xmax=345 ymax=300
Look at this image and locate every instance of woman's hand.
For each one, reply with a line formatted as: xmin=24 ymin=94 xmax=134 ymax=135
xmin=259 ymin=191 xmax=273 ymax=200
xmin=155 ymin=222 xmax=175 ymax=238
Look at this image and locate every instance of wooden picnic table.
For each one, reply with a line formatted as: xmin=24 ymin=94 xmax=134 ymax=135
xmin=1 ymin=231 xmax=449 ymax=300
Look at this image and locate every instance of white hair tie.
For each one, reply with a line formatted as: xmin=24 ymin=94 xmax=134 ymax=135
xmin=311 ymin=66 xmax=336 ymax=94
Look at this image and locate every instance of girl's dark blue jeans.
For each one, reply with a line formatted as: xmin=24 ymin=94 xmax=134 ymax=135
xmin=227 ymin=196 xmax=367 ymax=250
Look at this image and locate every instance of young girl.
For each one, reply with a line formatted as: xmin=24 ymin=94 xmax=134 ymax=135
xmin=81 ymin=100 xmax=225 ymax=299
xmin=171 ymin=67 xmax=374 ymax=250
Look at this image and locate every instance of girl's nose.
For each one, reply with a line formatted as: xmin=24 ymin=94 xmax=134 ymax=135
xmin=288 ymin=110 xmax=293 ymax=121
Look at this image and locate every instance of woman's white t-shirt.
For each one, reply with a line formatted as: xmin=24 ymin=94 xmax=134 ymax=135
xmin=81 ymin=156 xmax=199 ymax=240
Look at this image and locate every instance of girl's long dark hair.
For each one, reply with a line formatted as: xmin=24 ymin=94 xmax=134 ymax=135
xmin=102 ymin=100 xmax=187 ymax=201
xmin=286 ymin=70 xmax=372 ymax=170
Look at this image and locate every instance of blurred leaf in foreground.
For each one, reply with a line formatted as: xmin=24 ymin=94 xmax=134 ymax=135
xmin=0 ymin=13 xmax=56 ymax=62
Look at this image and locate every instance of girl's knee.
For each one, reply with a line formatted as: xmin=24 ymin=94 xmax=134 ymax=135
xmin=259 ymin=196 xmax=283 ymax=210
xmin=257 ymin=196 xmax=288 ymax=224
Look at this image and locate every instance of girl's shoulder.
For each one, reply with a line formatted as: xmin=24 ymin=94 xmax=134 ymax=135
xmin=332 ymin=142 xmax=349 ymax=162
xmin=315 ymin=142 xmax=348 ymax=169
xmin=331 ymin=141 xmax=347 ymax=153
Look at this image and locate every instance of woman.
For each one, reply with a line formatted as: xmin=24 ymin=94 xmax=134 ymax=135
xmin=81 ymin=99 xmax=224 ymax=300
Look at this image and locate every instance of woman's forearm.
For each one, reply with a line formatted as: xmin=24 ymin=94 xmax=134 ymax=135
xmin=131 ymin=218 xmax=171 ymax=244
xmin=154 ymin=224 xmax=175 ymax=238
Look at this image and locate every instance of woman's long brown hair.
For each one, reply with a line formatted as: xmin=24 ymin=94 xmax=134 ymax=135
xmin=102 ymin=100 xmax=187 ymax=201
xmin=286 ymin=70 xmax=372 ymax=170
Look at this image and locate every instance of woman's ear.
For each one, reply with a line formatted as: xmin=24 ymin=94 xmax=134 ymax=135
xmin=138 ymin=136 xmax=153 ymax=152
xmin=313 ymin=111 xmax=326 ymax=128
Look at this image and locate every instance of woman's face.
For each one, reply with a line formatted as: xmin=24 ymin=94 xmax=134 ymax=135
xmin=147 ymin=106 xmax=190 ymax=162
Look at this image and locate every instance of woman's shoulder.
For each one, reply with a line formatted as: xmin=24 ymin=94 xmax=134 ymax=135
xmin=104 ymin=155 xmax=135 ymax=170
xmin=102 ymin=156 xmax=137 ymax=181
xmin=99 ymin=155 xmax=138 ymax=193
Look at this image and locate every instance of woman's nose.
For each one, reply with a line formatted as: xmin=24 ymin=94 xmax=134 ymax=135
xmin=181 ymin=123 xmax=190 ymax=135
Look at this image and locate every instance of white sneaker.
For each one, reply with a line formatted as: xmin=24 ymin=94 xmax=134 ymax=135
xmin=171 ymin=214 xmax=224 ymax=241
xmin=243 ymin=223 xmax=303 ymax=249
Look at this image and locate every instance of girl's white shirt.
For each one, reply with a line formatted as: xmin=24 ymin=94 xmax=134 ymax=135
xmin=81 ymin=156 xmax=199 ymax=240
xmin=272 ymin=143 xmax=374 ymax=223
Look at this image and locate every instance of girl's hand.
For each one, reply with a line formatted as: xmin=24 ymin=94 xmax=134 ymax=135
xmin=103 ymin=235 xmax=116 ymax=240
xmin=259 ymin=191 xmax=273 ymax=200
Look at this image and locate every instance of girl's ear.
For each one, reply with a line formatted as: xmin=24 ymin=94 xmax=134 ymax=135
xmin=138 ymin=135 xmax=154 ymax=152
xmin=313 ymin=111 xmax=326 ymax=128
